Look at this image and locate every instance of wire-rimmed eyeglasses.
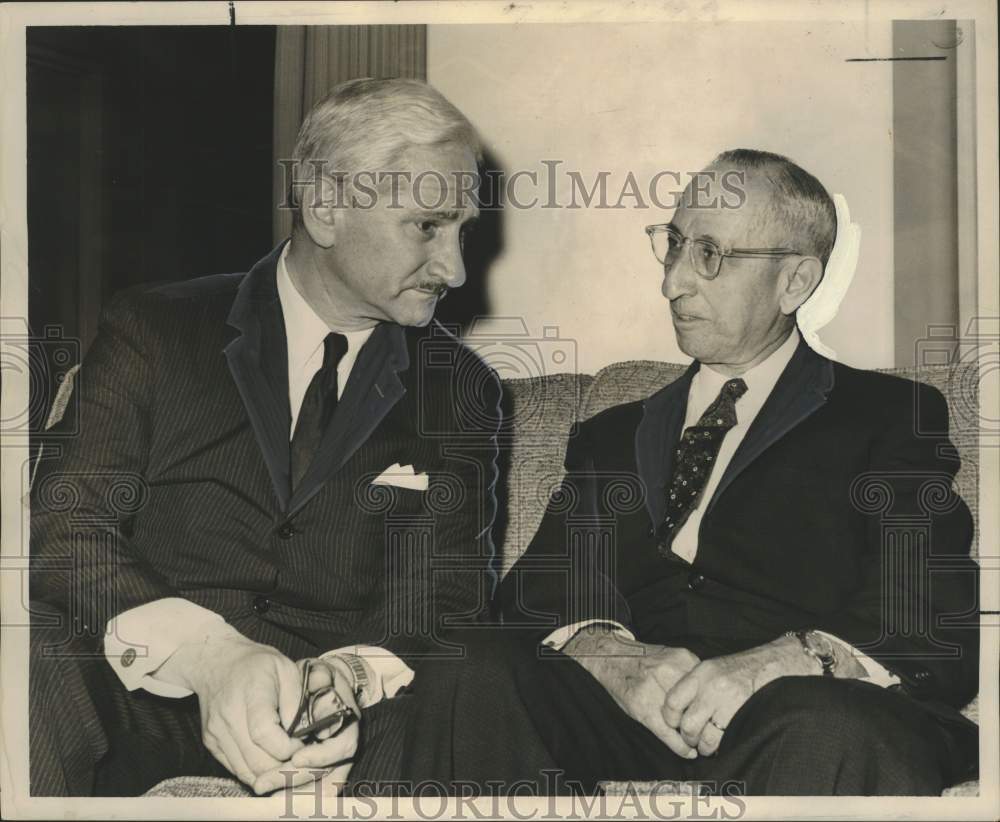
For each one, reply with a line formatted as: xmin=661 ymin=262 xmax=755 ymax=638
xmin=645 ymin=223 xmax=803 ymax=280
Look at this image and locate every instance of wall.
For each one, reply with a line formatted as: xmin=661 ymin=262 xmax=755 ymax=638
xmin=427 ymin=21 xmax=895 ymax=375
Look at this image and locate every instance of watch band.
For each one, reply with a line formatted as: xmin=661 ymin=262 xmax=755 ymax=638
xmin=333 ymin=653 xmax=372 ymax=707
xmin=785 ymin=629 xmax=837 ymax=677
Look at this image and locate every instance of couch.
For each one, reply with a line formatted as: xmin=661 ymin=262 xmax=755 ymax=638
xmin=41 ymin=358 xmax=981 ymax=797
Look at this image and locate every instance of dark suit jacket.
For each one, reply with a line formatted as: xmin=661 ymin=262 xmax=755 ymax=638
xmin=31 ymin=243 xmax=502 ymax=670
xmin=499 ymin=340 xmax=978 ymax=708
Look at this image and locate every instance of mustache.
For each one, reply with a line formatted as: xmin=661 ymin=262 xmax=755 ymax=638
xmin=415 ymin=281 xmax=449 ymax=298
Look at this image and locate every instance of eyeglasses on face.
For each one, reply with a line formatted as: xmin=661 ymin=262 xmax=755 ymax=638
xmin=644 ymin=223 xmax=802 ymax=280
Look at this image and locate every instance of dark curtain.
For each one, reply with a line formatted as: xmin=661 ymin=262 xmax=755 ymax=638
xmin=272 ymin=25 xmax=427 ymax=242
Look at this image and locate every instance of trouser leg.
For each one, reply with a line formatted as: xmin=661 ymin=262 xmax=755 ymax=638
xmin=346 ymin=694 xmax=411 ymax=785
xmin=397 ymin=628 xmax=565 ymax=793
xmin=694 ymin=676 xmax=978 ymax=796
xmin=282 ymin=629 xmax=560 ymax=796
xmin=507 ymin=640 xmax=690 ymax=792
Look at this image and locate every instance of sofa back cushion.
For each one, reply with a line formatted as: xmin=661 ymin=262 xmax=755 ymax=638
xmin=493 ymin=373 xmax=592 ymax=574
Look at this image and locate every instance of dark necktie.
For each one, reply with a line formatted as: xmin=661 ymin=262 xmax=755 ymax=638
xmin=290 ymin=332 xmax=349 ymax=491
xmin=657 ymin=377 xmax=748 ymax=555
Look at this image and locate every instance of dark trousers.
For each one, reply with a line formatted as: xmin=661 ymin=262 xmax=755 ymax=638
xmin=511 ymin=646 xmax=979 ymax=796
xmin=395 ymin=629 xmax=977 ymax=796
xmin=29 ymin=617 xmax=556 ymax=796
xmin=30 ymin=614 xmax=977 ymax=797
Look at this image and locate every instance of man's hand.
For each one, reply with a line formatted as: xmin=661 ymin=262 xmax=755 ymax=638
xmin=663 ymin=634 xmax=866 ymax=757
xmin=562 ymin=626 xmax=700 ymax=759
xmin=154 ymin=628 xmax=307 ymax=792
xmin=260 ymin=655 xmax=363 ymax=796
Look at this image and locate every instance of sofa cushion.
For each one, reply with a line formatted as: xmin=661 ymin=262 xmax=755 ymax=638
xmin=581 ymin=360 xmax=689 ymax=421
xmin=145 ymin=776 xmax=252 ymax=797
xmin=493 ymin=372 xmax=592 ymax=574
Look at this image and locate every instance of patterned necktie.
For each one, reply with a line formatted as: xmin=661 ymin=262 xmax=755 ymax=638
xmin=290 ymin=332 xmax=349 ymax=491
xmin=657 ymin=377 xmax=747 ymax=554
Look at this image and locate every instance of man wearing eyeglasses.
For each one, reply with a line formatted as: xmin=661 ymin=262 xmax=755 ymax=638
xmin=499 ymin=149 xmax=978 ymax=795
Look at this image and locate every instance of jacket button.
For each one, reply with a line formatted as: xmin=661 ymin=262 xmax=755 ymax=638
xmin=252 ymin=595 xmax=270 ymax=614
xmin=276 ymin=521 xmax=297 ymax=539
xmin=687 ymin=573 xmax=706 ymax=591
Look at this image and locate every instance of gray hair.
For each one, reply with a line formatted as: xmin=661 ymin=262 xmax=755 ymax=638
xmin=712 ymin=148 xmax=837 ymax=267
xmin=289 ymin=78 xmax=481 ymax=225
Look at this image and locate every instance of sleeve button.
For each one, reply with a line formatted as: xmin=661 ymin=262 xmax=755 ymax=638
xmin=121 ymin=647 xmax=136 ymax=667
xmin=252 ymin=595 xmax=271 ymax=614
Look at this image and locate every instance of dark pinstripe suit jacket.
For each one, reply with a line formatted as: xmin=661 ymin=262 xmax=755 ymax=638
xmin=31 ymin=244 xmax=502 ymax=669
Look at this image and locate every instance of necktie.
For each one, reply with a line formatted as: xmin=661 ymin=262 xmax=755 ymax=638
xmin=290 ymin=332 xmax=349 ymax=491
xmin=657 ymin=377 xmax=747 ymax=555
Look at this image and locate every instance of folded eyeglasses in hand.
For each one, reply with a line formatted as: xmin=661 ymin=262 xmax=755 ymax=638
xmin=286 ymin=657 xmax=360 ymax=744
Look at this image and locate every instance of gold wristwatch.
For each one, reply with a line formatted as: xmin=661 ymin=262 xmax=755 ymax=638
xmin=785 ymin=629 xmax=837 ymax=677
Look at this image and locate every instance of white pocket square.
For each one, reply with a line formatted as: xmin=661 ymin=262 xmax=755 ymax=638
xmin=371 ymin=463 xmax=429 ymax=491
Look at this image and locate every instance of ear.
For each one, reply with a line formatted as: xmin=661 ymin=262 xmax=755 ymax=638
xmin=778 ymin=256 xmax=824 ymax=316
xmin=299 ymin=176 xmax=344 ymax=249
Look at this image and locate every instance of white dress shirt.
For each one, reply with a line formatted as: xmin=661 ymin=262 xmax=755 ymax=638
xmin=547 ymin=329 xmax=899 ymax=687
xmin=104 ymin=245 xmax=413 ymax=700
xmin=276 ymin=249 xmax=373 ymax=430
xmin=669 ymin=327 xmax=801 ymax=563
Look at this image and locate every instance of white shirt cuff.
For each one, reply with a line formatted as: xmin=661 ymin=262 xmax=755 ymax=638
xmin=321 ymin=645 xmax=414 ymax=706
xmin=543 ymin=619 xmax=635 ymax=651
xmin=816 ymin=631 xmax=901 ymax=687
xmin=104 ymin=598 xmax=231 ymax=698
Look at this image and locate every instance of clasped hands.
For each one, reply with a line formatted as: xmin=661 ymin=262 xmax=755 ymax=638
xmin=563 ymin=628 xmax=827 ymax=758
xmin=156 ymin=631 xmax=368 ymax=794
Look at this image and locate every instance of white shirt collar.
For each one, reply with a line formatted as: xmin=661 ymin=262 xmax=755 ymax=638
xmin=686 ymin=328 xmax=801 ymax=427
xmin=275 ymin=243 xmax=374 ymax=373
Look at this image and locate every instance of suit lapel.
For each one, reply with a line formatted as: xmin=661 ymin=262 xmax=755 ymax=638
xmin=705 ymin=340 xmax=835 ymax=514
xmin=287 ymin=322 xmax=409 ymax=516
xmin=223 ymin=243 xmax=293 ymax=511
xmin=635 ymin=362 xmax=698 ymax=528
